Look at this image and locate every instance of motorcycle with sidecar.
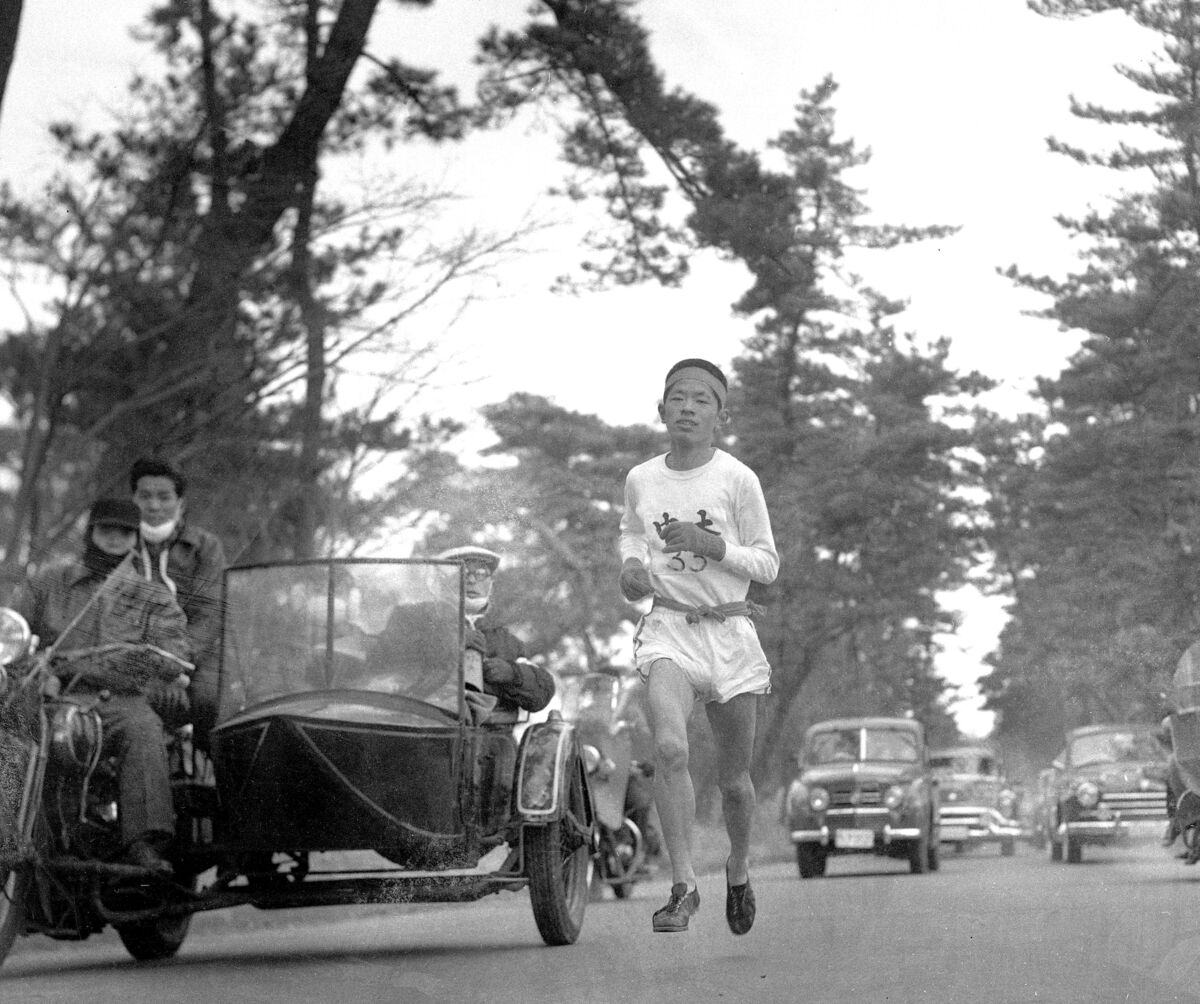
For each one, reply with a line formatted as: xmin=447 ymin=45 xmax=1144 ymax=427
xmin=0 ymin=558 xmax=595 ymax=966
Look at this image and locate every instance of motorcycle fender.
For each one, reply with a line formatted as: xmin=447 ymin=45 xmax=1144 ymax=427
xmin=515 ymin=716 xmax=576 ymax=821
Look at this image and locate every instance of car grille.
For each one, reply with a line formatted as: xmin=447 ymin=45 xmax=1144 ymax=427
xmin=1099 ymin=790 xmax=1166 ymax=820
xmin=829 ymin=782 xmax=883 ymax=808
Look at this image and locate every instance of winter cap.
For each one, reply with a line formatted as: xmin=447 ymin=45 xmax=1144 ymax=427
xmin=89 ymin=498 xmax=141 ymax=531
xmin=664 ymin=358 xmax=727 ymax=408
xmin=435 ymin=545 xmax=501 ymax=572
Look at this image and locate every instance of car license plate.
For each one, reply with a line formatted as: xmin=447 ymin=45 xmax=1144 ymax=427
xmin=941 ymin=825 xmax=969 ymax=841
xmin=834 ymin=828 xmax=874 ymax=849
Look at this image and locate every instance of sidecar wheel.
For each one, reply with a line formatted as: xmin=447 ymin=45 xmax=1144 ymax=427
xmin=116 ymin=871 xmax=198 ymax=961
xmin=526 ymin=756 xmax=590 ymax=946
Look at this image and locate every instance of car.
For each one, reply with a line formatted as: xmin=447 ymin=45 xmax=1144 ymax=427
xmin=784 ymin=716 xmax=939 ymax=877
xmin=929 ymin=745 xmax=1022 ymax=855
xmin=0 ymin=557 xmax=596 ymax=965
xmin=1047 ymin=722 xmax=1171 ymax=864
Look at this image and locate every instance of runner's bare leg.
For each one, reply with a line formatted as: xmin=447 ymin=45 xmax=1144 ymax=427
xmin=705 ymin=692 xmax=758 ymax=885
xmin=647 ymin=658 xmax=698 ymax=889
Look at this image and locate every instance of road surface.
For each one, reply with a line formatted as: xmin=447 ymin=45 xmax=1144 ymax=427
xmin=4 ymin=839 xmax=1200 ymax=1003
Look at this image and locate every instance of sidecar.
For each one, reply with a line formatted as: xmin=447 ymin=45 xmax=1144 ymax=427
xmin=200 ymin=558 xmax=594 ymax=943
xmin=0 ymin=558 xmax=594 ymax=965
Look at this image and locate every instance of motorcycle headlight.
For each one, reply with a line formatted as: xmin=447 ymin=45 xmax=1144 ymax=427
xmin=884 ymin=784 xmax=906 ymax=810
xmin=808 ymin=786 xmax=830 ymax=812
xmin=582 ymin=744 xmax=602 ymax=776
xmin=0 ymin=608 xmax=31 ymax=667
xmin=1075 ymin=780 xmax=1100 ymax=809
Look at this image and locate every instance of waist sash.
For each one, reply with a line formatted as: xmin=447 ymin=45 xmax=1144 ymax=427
xmin=651 ymin=594 xmax=764 ymax=625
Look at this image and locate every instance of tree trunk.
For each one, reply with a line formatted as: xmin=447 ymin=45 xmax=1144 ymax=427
xmin=0 ymin=0 xmax=23 ymax=133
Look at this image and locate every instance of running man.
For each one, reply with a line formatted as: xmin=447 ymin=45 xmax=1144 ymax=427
xmin=618 ymin=358 xmax=779 ymax=934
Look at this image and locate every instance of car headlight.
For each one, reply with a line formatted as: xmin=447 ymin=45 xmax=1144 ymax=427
xmin=1075 ymin=780 xmax=1100 ymax=809
xmin=884 ymin=784 xmax=906 ymax=809
xmin=998 ymin=789 xmax=1017 ymax=812
xmin=0 ymin=608 xmax=31 ymax=667
xmin=808 ymin=786 xmax=830 ymax=812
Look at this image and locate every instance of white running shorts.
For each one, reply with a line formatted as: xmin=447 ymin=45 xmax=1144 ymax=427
xmin=632 ymin=609 xmax=771 ymax=704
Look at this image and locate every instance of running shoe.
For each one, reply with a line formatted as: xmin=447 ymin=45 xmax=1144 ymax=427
xmin=725 ymin=874 xmax=755 ymax=935
xmin=652 ymin=882 xmax=700 ymax=932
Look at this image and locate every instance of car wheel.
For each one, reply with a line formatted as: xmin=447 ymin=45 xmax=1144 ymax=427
xmin=927 ymin=832 xmax=940 ymax=872
xmin=1001 ymin=837 xmax=1016 ymax=857
xmin=908 ymin=829 xmax=930 ymax=874
xmin=1049 ymin=836 xmax=1063 ymax=862
xmin=526 ymin=752 xmax=590 ymax=946
xmin=796 ymin=843 xmax=827 ymax=879
xmin=1065 ymin=837 xmax=1082 ymax=864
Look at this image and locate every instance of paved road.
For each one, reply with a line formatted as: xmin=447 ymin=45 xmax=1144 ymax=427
xmin=5 ymin=839 xmax=1200 ymax=1003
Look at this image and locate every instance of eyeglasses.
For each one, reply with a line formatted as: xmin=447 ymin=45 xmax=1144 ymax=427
xmin=464 ymin=566 xmax=494 ymax=583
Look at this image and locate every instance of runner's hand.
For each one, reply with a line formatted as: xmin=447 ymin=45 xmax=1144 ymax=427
xmin=619 ymin=560 xmax=654 ymax=601
xmin=661 ymin=521 xmax=726 ymax=561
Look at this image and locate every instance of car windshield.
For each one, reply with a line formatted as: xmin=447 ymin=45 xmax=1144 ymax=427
xmin=1068 ymin=729 xmax=1168 ymax=767
xmin=805 ymin=726 xmax=920 ymax=765
xmin=930 ymin=753 xmax=997 ymax=776
xmin=219 ymin=560 xmax=465 ymax=722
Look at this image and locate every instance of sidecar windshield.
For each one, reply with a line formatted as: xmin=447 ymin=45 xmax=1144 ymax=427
xmin=218 ymin=559 xmax=464 ymax=722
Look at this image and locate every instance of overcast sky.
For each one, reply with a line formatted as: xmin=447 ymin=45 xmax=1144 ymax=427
xmin=0 ymin=0 xmax=1165 ymax=733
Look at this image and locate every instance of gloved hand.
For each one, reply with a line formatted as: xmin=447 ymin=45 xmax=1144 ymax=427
xmin=661 ymin=521 xmax=726 ymax=561
xmin=147 ymin=679 xmax=190 ymax=727
xmin=483 ymin=657 xmax=516 ymax=686
xmin=465 ymin=626 xmax=487 ymax=655
xmin=619 ymin=559 xmax=654 ymax=601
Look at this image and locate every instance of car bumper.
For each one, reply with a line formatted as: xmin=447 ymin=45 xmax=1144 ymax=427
xmin=938 ymin=807 xmax=1022 ymax=845
xmin=1060 ymin=818 xmax=1128 ymax=844
xmin=790 ymin=823 xmax=922 ymax=846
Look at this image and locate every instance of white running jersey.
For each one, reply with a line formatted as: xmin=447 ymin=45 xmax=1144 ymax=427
xmin=618 ymin=449 xmax=778 ymax=609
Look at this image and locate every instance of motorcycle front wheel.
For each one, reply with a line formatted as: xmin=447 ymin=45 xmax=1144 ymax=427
xmin=0 ymin=722 xmax=42 ymax=965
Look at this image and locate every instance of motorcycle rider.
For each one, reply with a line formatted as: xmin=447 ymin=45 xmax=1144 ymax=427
xmin=10 ymin=498 xmax=192 ymax=875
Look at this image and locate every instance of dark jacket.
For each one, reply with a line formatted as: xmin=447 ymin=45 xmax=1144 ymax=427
xmin=11 ymin=557 xmax=191 ymax=694
xmin=140 ymin=520 xmax=226 ymax=728
xmin=369 ymin=602 xmax=555 ymax=715
xmin=139 ymin=520 xmax=226 ymax=661
xmin=471 ymin=611 xmax=556 ymax=715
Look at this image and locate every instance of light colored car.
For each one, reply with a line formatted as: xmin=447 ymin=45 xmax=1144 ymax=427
xmin=930 ymin=745 xmax=1022 ymax=856
xmin=785 ymin=717 xmax=939 ymax=877
xmin=1048 ymin=723 xmax=1170 ymax=864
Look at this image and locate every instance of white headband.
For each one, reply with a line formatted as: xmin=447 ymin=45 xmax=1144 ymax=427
xmin=665 ymin=366 xmax=726 ymax=408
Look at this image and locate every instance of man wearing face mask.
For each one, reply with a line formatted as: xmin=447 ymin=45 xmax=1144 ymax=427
xmin=10 ymin=499 xmax=192 ymax=875
xmin=434 ymin=546 xmax=556 ymax=717
xmin=128 ymin=457 xmax=228 ymax=743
